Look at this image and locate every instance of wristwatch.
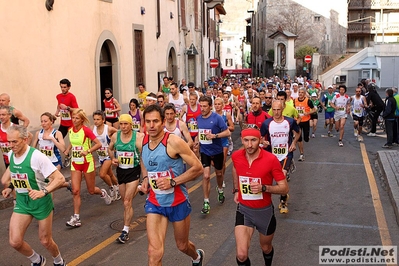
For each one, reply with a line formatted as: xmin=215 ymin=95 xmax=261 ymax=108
xmin=42 ymin=188 xmax=49 ymax=196
xmin=170 ymin=179 xmax=176 ymax=188
xmin=215 ymin=134 xmax=219 ymax=139
xmin=232 ymin=188 xmax=239 ymax=194
xmin=261 ymin=185 xmax=267 ymax=192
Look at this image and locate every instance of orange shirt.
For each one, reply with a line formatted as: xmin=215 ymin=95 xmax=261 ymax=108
xmin=294 ymin=97 xmax=311 ymax=122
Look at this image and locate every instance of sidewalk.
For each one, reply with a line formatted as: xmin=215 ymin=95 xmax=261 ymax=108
xmin=377 ymin=150 xmax=399 ymax=226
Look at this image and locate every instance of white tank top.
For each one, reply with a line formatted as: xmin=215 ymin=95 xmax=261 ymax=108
xmin=169 ymin=94 xmax=186 ymax=115
xmin=93 ymin=125 xmax=110 ymax=160
xmin=38 ymin=129 xmax=58 ymax=162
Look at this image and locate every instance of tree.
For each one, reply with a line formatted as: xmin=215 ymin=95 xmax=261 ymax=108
xmin=295 ymin=45 xmax=317 ymax=59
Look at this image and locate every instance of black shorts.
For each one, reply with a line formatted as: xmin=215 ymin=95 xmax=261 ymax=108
xmin=310 ymin=113 xmax=318 ymax=120
xmin=116 ymin=166 xmax=141 ymax=184
xmin=200 ymin=152 xmax=224 ymax=170
xmin=106 ymin=117 xmax=119 ymax=124
xmin=58 ymin=125 xmax=69 ymax=138
xmin=298 ymin=121 xmax=310 ymax=142
xmin=353 ymin=115 xmax=364 ymax=126
xmin=235 ymin=203 xmax=276 ymax=236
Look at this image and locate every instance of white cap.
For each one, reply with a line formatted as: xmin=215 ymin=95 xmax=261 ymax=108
xmin=311 ymin=92 xmax=317 ymax=97
xmin=225 ymin=86 xmax=232 ymax=92
xmin=328 ymin=85 xmax=333 ymax=89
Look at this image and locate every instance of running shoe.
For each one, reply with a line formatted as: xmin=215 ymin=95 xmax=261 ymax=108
xmin=216 ymin=186 xmax=225 ymax=204
xmin=357 ymin=135 xmax=363 ymax=142
xmin=113 ymin=185 xmax=121 ymax=201
xmin=328 ymin=131 xmax=333 ymax=137
xmin=393 ymin=143 xmax=399 ymax=147
xmin=109 ymin=186 xmax=115 ymax=201
xmin=298 ymin=154 xmax=305 ymax=161
xmin=382 ymin=144 xmax=392 ymax=149
xmin=54 ymin=260 xmax=67 ymax=266
xmin=31 ymin=255 xmax=46 ymax=266
xmin=354 ymin=129 xmax=358 ymax=137
xmin=101 ymin=189 xmax=112 ymax=205
xmin=311 ymin=133 xmax=315 ymax=138
xmin=278 ymin=195 xmax=289 ymax=214
xmin=286 ymin=172 xmax=290 ymax=182
xmin=338 ymin=141 xmax=343 ymax=147
xmin=367 ymin=132 xmax=376 ymax=137
xmin=324 ymin=123 xmax=327 ymax=129
xmin=192 ymin=249 xmax=204 ymax=266
xmin=66 ymin=216 xmax=81 ymax=227
xmin=201 ymin=202 xmax=210 ymax=214
xmin=117 ymin=230 xmax=129 ymax=244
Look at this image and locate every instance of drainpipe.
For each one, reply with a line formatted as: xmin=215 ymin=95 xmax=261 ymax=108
xmin=156 ymin=0 xmax=161 ymax=39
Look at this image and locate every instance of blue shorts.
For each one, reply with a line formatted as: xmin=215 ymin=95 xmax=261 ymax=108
xmin=52 ymin=159 xmax=62 ymax=168
xmin=325 ymin=111 xmax=335 ymax=120
xmin=221 ymin=137 xmax=229 ymax=148
xmin=145 ymin=200 xmax=192 ymax=222
xmin=99 ymin=156 xmax=111 ymax=165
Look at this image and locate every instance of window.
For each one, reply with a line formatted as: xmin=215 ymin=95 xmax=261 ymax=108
xmin=314 ymin=15 xmax=321 ymax=22
xmin=180 ymin=0 xmax=186 ymax=28
xmin=227 ymin=48 xmax=231 ymax=54
xmin=226 ymin=59 xmax=233 ymax=67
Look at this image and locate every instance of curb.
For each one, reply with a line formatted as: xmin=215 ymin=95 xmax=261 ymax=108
xmin=377 ymin=150 xmax=399 ymax=226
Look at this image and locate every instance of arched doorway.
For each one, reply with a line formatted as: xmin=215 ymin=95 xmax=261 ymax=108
xmin=95 ymin=31 xmax=120 ymax=112
xmin=167 ymin=47 xmax=177 ymax=81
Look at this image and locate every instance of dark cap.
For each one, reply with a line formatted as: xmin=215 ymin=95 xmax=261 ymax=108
xmin=267 ymin=83 xmax=273 ymax=88
xmin=188 ymin=82 xmax=195 ymax=88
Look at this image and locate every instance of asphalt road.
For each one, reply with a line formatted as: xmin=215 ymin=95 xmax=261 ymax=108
xmin=1 ymin=91 xmax=398 ymax=266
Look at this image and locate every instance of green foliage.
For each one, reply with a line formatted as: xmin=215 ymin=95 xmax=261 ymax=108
xmin=267 ymin=49 xmax=274 ymax=61
xmin=295 ymin=45 xmax=317 ymax=59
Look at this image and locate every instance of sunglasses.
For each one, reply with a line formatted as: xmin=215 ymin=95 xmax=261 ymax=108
xmin=265 ymin=97 xmax=272 ymax=99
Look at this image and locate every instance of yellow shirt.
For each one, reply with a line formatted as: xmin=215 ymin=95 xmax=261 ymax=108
xmin=138 ymin=91 xmax=150 ymax=110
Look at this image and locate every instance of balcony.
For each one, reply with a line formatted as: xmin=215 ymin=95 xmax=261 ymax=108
xmin=371 ymin=21 xmax=399 ymax=34
xmin=348 ymin=22 xmax=372 ymax=34
xmin=349 ymin=0 xmax=372 ymax=9
xmin=371 ymin=0 xmax=399 ymax=9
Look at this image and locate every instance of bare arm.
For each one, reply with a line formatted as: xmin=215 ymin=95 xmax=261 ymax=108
xmin=112 ymin=98 xmax=122 ymax=113
xmin=108 ymin=133 xmax=119 ymax=166
xmin=31 ymin=131 xmax=40 ymax=148
xmin=13 ymin=108 xmax=30 ymax=127
xmin=226 ymin=112 xmax=235 ymax=132
xmin=28 ymin=169 xmax=66 ymax=200
xmin=179 ymin=121 xmax=193 ymax=149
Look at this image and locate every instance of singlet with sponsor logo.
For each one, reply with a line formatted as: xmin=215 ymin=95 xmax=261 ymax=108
xmin=351 ymin=95 xmax=365 ymax=117
xmin=114 ymin=130 xmax=140 ymax=169
xmin=186 ymin=104 xmax=201 ymax=137
xmin=38 ymin=129 xmax=60 ymax=163
xmin=68 ymin=126 xmax=96 ymax=164
xmin=0 ymin=123 xmax=14 ymax=165
xmin=93 ymin=125 xmax=111 ymax=161
xmin=261 ymin=117 xmax=300 ymax=161
xmin=294 ymin=97 xmax=312 ymax=122
xmin=103 ymin=97 xmax=119 ymax=119
xmin=322 ymin=93 xmax=336 ymax=113
xmin=169 ymin=94 xmax=186 ymax=117
xmin=142 ymin=132 xmax=188 ymax=207
xmin=164 ymin=120 xmax=182 ymax=139
xmin=129 ymin=109 xmax=141 ymax=132
xmin=331 ymin=94 xmax=350 ymax=115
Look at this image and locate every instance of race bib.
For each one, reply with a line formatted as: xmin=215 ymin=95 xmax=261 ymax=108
xmin=71 ymin=146 xmax=84 ymax=163
xmin=0 ymin=142 xmax=11 ymax=154
xmin=354 ymin=108 xmax=361 ymax=114
xmin=40 ymin=146 xmax=53 ymax=157
xmin=188 ymin=121 xmax=198 ymax=133
xmin=338 ymin=106 xmax=345 ymax=111
xmin=296 ymin=107 xmax=305 ymax=114
xmin=96 ymin=147 xmax=108 ymax=157
xmin=239 ymin=176 xmax=263 ymax=200
xmin=60 ymin=109 xmax=71 ymax=120
xmin=105 ymin=108 xmax=114 ymax=118
xmin=199 ymin=129 xmax=212 ymax=144
xmin=11 ymin=173 xmax=32 ymax=193
xmin=117 ymin=151 xmax=134 ymax=169
xmin=272 ymin=143 xmax=288 ymax=161
xmin=148 ymin=171 xmax=174 ymax=195
xmin=132 ymin=121 xmax=140 ymax=131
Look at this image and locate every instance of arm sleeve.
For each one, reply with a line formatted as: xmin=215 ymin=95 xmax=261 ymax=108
xmin=83 ymin=126 xmax=97 ymax=141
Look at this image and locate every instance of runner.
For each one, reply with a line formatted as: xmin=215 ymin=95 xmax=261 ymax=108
xmin=231 ymin=128 xmax=289 ymax=266
xmin=137 ymin=83 xmax=150 ymax=110
xmin=108 ymin=114 xmax=144 ymax=243
xmin=246 ymin=97 xmax=271 ymax=129
xmin=92 ymin=110 xmax=121 ymax=201
xmin=168 ymin=82 xmax=186 ymax=118
xmin=2 ymin=125 xmax=67 ymax=266
xmin=163 ymin=104 xmax=193 ymax=149
xmin=330 ymin=85 xmax=351 ymax=147
xmin=294 ymin=88 xmax=315 ymax=161
xmin=180 ymin=92 xmax=201 ymax=142
xmin=54 ymin=78 xmax=79 ymax=138
xmin=64 ymin=109 xmax=112 ymax=228
xmin=320 ymin=85 xmax=336 ymax=137
xmin=261 ymin=101 xmax=300 ymax=214
xmin=103 ymin=88 xmax=121 ymax=129
xmin=128 ymin=98 xmax=144 ymax=133
xmin=351 ymin=87 xmax=368 ymax=142
xmin=31 ymin=112 xmax=65 ymax=170
xmin=0 ymin=106 xmax=17 ymax=168
xmin=0 ymin=93 xmax=30 ymax=127
xmin=196 ymin=96 xmax=231 ymax=214
xmin=309 ymin=92 xmax=320 ymax=138
xmin=138 ymin=104 xmax=205 ymax=265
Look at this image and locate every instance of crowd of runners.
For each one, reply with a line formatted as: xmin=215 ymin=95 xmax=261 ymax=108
xmin=1 ymin=74 xmax=398 ymax=266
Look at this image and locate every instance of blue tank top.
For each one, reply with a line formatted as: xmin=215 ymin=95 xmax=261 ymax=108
xmin=142 ymin=132 xmax=188 ymax=207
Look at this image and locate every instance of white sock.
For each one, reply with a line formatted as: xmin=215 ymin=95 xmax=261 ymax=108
xmin=53 ymin=253 xmax=63 ymax=265
xmin=204 ymin=198 xmax=209 ymax=203
xmin=123 ymin=225 xmax=130 ymax=233
xmin=74 ymin=214 xmax=80 ymax=220
xmin=192 ymin=251 xmax=201 ymax=262
xmin=28 ymin=250 xmax=40 ymax=263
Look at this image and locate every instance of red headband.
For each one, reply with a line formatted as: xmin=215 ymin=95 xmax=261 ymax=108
xmin=241 ymin=128 xmax=261 ymax=139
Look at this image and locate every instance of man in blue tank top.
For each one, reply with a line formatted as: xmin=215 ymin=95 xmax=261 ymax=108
xmin=139 ymin=105 xmax=205 ymax=265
